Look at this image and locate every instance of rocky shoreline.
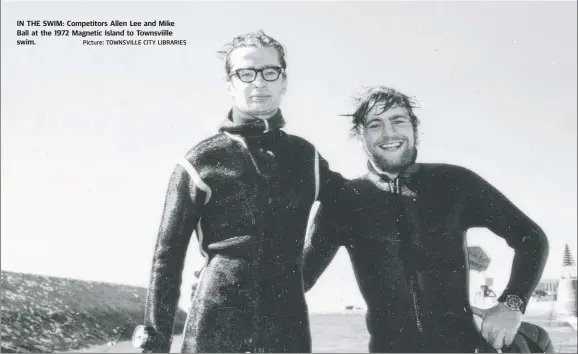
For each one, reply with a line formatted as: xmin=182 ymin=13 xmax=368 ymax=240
xmin=1 ymin=271 xmax=186 ymax=353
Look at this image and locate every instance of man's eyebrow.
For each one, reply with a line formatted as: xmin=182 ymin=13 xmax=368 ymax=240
xmin=257 ymin=64 xmax=281 ymax=70
xmin=234 ymin=64 xmax=279 ymax=70
xmin=389 ymin=114 xmax=410 ymax=120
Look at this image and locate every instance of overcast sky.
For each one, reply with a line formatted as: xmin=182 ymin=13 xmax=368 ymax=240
xmin=1 ymin=0 xmax=576 ymax=312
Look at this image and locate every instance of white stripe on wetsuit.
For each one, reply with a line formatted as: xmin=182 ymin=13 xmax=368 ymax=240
xmin=314 ymin=149 xmax=320 ymax=201
xmin=178 ymin=158 xmax=212 ymax=204
xmin=223 ymin=131 xmax=248 ymax=149
xmin=261 ymin=118 xmax=270 ymax=132
xmin=195 ymin=218 xmax=209 ymax=265
xmin=177 ymin=158 xmax=210 ymax=278
xmin=177 ymin=159 xmax=211 ymax=342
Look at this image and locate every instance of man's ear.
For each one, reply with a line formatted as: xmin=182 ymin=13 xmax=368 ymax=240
xmin=281 ymin=75 xmax=288 ymax=95
xmin=226 ymin=80 xmax=235 ymax=98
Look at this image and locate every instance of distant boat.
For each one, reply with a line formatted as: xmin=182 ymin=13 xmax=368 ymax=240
xmin=344 ymin=305 xmax=364 ymax=311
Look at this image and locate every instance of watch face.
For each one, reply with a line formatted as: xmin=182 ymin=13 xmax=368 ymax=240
xmin=506 ymin=295 xmax=523 ymax=310
xmin=132 ymin=325 xmax=149 ymax=348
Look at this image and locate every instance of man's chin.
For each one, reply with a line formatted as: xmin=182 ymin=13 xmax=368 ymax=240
xmin=381 ymin=164 xmax=410 ymax=174
xmin=372 ymin=156 xmax=415 ymax=174
xmin=247 ymin=105 xmax=277 ymax=114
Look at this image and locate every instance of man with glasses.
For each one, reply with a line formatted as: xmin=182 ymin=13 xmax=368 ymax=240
xmin=302 ymin=86 xmax=549 ymax=353
xmin=134 ymin=30 xmax=347 ymax=353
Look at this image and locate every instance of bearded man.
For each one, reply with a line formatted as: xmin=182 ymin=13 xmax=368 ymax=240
xmin=302 ymin=86 xmax=549 ymax=353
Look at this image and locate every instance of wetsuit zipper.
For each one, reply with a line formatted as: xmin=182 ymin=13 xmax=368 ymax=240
xmin=391 ymin=177 xmax=424 ymax=333
xmin=251 ymin=140 xmax=282 ymax=353
xmin=228 ymin=134 xmax=267 ymax=352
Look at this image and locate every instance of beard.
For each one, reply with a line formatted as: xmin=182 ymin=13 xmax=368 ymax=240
xmin=369 ymin=144 xmax=418 ymax=174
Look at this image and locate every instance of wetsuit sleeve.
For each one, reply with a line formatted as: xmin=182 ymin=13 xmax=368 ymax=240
xmin=302 ymin=202 xmax=343 ymax=292
xmin=302 ymin=150 xmax=351 ymax=290
xmin=314 ymin=150 xmax=348 ymax=205
xmin=463 ymin=169 xmax=549 ymax=313
xmin=143 ymin=162 xmax=207 ymax=352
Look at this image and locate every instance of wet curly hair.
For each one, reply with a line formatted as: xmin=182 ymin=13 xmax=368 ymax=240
xmin=343 ymin=85 xmax=421 ymax=140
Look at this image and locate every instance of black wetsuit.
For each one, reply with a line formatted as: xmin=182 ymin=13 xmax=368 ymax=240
xmin=303 ymin=163 xmax=549 ymax=353
xmin=143 ymin=108 xmax=346 ymax=353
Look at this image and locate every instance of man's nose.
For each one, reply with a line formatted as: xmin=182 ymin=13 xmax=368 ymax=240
xmin=382 ymin=121 xmax=398 ymax=136
xmin=252 ymin=73 xmax=268 ymax=88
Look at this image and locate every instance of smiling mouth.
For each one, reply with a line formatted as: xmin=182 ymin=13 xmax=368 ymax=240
xmin=378 ymin=141 xmax=403 ymax=150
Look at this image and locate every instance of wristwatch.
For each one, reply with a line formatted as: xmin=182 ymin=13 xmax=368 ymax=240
xmin=132 ymin=325 xmax=156 ymax=350
xmin=500 ymin=294 xmax=524 ymax=312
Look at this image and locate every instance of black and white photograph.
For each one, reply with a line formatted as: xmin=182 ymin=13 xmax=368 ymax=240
xmin=1 ymin=0 xmax=576 ymax=353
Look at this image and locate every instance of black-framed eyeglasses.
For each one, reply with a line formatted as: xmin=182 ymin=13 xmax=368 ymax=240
xmin=229 ymin=66 xmax=285 ymax=83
